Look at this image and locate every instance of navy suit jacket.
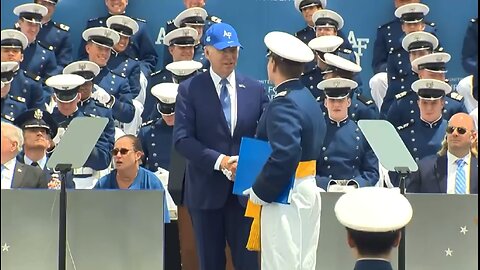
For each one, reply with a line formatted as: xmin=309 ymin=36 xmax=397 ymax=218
xmin=173 ymin=71 xmax=269 ymax=209
xmin=407 ymin=154 xmax=478 ymax=194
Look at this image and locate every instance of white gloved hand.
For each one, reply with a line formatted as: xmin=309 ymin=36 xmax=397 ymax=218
xmin=243 ymin=188 xmax=269 ymax=205
xmin=228 ymin=155 xmax=239 ymax=164
xmin=222 ymin=168 xmax=234 ymax=181
xmin=92 ymin=85 xmax=112 ymax=104
xmin=52 ymin=127 xmax=66 ymax=145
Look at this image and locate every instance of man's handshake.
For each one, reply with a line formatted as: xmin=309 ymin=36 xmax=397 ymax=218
xmin=220 ymin=155 xmax=238 ymax=181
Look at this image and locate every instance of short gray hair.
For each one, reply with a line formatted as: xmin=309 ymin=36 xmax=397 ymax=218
xmin=1 ymin=121 xmax=24 ymax=152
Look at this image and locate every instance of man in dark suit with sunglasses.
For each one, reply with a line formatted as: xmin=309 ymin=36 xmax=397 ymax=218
xmin=408 ymin=113 xmax=478 ymax=194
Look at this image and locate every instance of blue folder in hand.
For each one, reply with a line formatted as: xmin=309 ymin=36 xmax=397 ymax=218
xmin=233 ymin=137 xmax=294 ymax=204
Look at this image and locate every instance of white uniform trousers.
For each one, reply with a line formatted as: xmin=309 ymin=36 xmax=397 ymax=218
xmin=261 ymin=177 xmax=321 ymax=270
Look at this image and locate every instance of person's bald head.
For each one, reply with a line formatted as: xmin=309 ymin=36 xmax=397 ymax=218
xmin=446 ymin=113 xmax=477 ymax=157
xmin=449 ymin=113 xmax=475 ymax=131
xmin=184 ymin=0 xmax=205 ymax=8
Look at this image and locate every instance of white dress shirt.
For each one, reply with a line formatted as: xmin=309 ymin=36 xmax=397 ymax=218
xmin=446 ymin=152 xmax=471 ymax=194
xmin=210 ymin=68 xmax=238 ymax=171
xmin=24 ymin=155 xmax=47 ymax=170
xmin=1 ymin=158 xmax=17 ymax=189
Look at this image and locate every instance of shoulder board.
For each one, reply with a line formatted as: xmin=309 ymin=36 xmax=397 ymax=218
xmin=132 ymin=17 xmax=146 ymax=23
xmin=37 ymin=40 xmax=54 ymax=51
xmin=53 ymin=22 xmax=70 ymax=31
xmin=88 ymin=17 xmax=104 ymax=22
xmin=339 ymin=47 xmax=352 ymax=54
xmin=110 ymin=70 xmax=126 ymax=78
xmin=87 ymin=113 xmax=101 ymax=118
xmin=449 ymin=92 xmax=464 ymax=101
xmin=274 ymin=91 xmax=288 ymax=98
xmin=2 ymin=114 xmax=15 ymax=122
xmin=208 ymin=15 xmax=222 ymax=23
xmin=397 ymin=122 xmax=411 ymax=131
xmin=379 ymin=19 xmax=396 ymax=29
xmin=141 ymin=119 xmax=158 ymax=127
xmin=471 ymin=18 xmax=478 ymax=23
xmin=94 ymin=100 xmax=109 ymax=108
xmin=395 ymin=91 xmax=408 ymax=100
xmin=356 ymin=94 xmax=374 ymax=105
xmin=23 ymin=70 xmax=41 ymax=82
xmin=9 ymin=95 xmax=26 ymax=103
xmin=150 ymin=69 xmax=165 ymax=77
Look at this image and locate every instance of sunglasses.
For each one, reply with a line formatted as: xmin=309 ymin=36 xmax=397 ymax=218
xmin=446 ymin=126 xmax=468 ymax=135
xmin=111 ymin=148 xmax=133 ymax=155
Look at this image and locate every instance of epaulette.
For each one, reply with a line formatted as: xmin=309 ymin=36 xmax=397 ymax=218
xmin=24 ymin=70 xmax=41 ymax=82
xmin=94 ymin=100 xmax=109 ymax=108
xmin=141 ymin=118 xmax=158 ymax=127
xmin=110 ymin=70 xmax=126 ymax=78
xmin=356 ymin=94 xmax=374 ymax=106
xmin=9 ymin=95 xmax=26 ymax=103
xmin=378 ymin=19 xmax=396 ymax=29
xmin=2 ymin=114 xmax=15 ymax=122
xmin=37 ymin=40 xmax=54 ymax=51
xmin=208 ymin=15 xmax=222 ymax=23
xmin=397 ymin=122 xmax=411 ymax=131
xmin=132 ymin=17 xmax=146 ymax=23
xmin=449 ymin=92 xmax=464 ymax=101
xmin=395 ymin=91 xmax=408 ymax=100
xmin=150 ymin=69 xmax=165 ymax=77
xmin=53 ymin=22 xmax=70 ymax=32
xmin=274 ymin=91 xmax=288 ymax=98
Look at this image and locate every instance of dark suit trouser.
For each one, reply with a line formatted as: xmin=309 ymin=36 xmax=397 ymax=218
xmin=189 ymin=194 xmax=259 ymax=270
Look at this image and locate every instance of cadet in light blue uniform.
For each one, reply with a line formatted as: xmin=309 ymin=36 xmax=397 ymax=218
xmin=62 ymin=60 xmax=116 ymax=146
xmin=293 ymin=0 xmax=352 ymax=72
xmin=321 ymin=53 xmax=378 ymax=122
xmin=397 ymin=79 xmax=450 ymax=162
xmin=301 ymin=10 xmax=360 ymax=98
xmin=47 ymin=74 xmax=114 ymax=188
xmin=335 ymin=187 xmax=413 ymax=270
xmin=1 ymin=75 xmax=28 ymax=123
xmin=82 ymin=27 xmax=135 ymax=124
xmin=1 ymin=29 xmax=50 ymax=109
xmin=244 ymin=31 xmax=325 ymax=270
xmin=370 ymin=1 xmax=437 ymax=112
xmin=138 ymin=83 xmax=178 ymax=172
xmin=388 ymin=52 xmax=467 ymax=126
xmin=143 ymin=27 xmax=200 ymax=122
xmin=14 ymin=3 xmax=59 ymax=80
xmin=78 ymin=0 xmax=158 ymax=73
xmin=461 ymin=18 xmax=478 ymax=75
xmin=34 ymin=0 xmax=73 ymax=69
xmin=381 ymin=3 xmax=437 ymax=116
xmin=315 ymin=78 xmax=378 ymax=190
xmin=106 ymin=15 xmax=141 ymax=98
xmin=164 ymin=3 xmax=221 ymax=68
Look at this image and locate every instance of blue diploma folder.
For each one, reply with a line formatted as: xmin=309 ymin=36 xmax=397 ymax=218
xmin=233 ymin=137 xmax=293 ymax=204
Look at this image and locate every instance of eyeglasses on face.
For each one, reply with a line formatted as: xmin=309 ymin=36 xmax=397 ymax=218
xmin=111 ymin=148 xmax=133 ymax=155
xmin=446 ymin=126 xmax=468 ymax=135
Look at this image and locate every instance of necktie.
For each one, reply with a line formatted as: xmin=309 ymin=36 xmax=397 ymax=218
xmin=455 ymin=159 xmax=467 ymax=194
xmin=31 ymin=162 xmax=39 ymax=168
xmin=220 ymin=78 xmax=231 ymax=130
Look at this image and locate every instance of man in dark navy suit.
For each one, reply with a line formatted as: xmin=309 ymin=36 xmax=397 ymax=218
xmin=173 ymin=22 xmax=268 ymax=270
xmin=335 ymin=187 xmax=413 ymax=270
xmin=408 ymin=113 xmax=478 ymax=194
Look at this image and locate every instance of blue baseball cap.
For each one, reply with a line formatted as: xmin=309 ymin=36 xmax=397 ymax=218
xmin=204 ymin=23 xmax=242 ymax=50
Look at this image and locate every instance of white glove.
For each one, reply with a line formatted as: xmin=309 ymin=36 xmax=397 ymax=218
xmin=92 ymin=85 xmax=112 ymax=104
xmin=243 ymin=188 xmax=269 ymax=205
xmin=222 ymin=155 xmax=239 ymax=181
xmin=52 ymin=127 xmax=66 ymax=145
